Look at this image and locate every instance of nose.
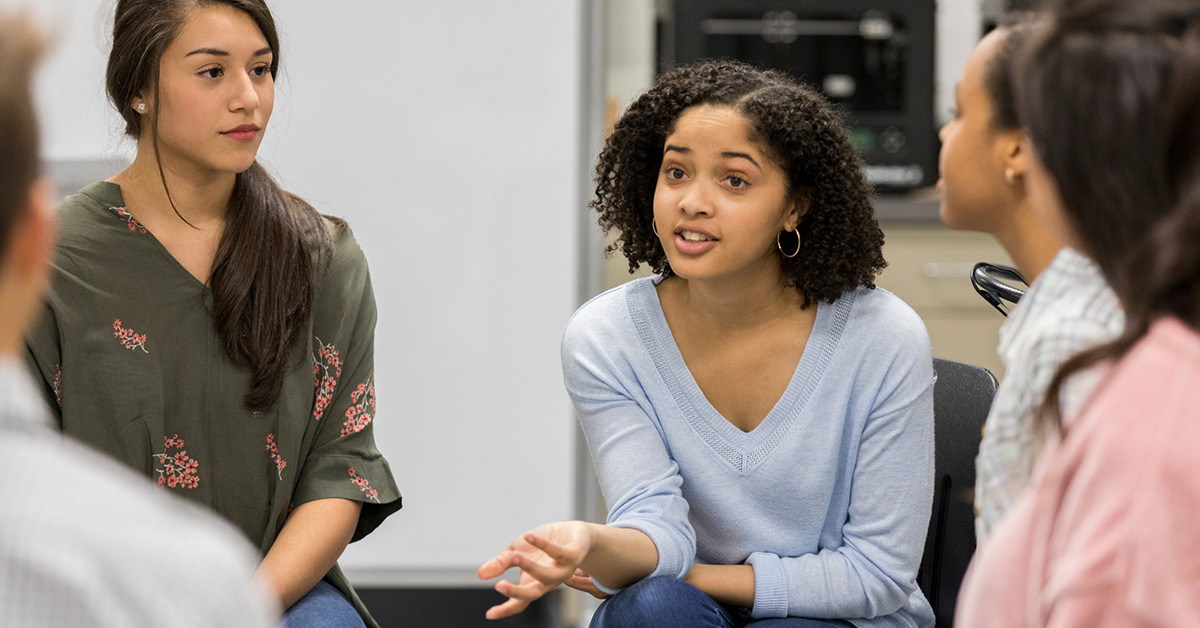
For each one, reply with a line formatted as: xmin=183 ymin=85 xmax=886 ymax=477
xmin=938 ymin=120 xmax=949 ymax=143
xmin=229 ymin=73 xmax=261 ymax=113
xmin=678 ymin=180 xmax=713 ymax=217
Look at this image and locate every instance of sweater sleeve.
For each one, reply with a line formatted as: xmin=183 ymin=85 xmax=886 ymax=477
xmin=749 ymin=316 xmax=935 ymax=620
xmin=561 ymin=301 xmax=696 ymax=592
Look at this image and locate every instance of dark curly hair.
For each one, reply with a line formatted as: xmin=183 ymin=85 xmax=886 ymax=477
xmin=592 ymin=59 xmax=885 ymax=306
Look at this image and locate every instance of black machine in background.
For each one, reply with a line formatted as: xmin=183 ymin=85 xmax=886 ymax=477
xmin=661 ymin=0 xmax=937 ymax=192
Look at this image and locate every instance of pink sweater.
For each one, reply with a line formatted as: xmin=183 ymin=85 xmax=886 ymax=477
xmin=956 ymin=318 xmax=1200 ymax=627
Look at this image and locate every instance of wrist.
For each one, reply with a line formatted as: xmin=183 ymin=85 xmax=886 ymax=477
xmin=683 ymin=562 xmax=706 ymax=586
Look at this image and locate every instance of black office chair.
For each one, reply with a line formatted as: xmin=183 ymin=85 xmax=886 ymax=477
xmin=917 ymin=358 xmax=998 ymax=626
xmin=971 ymin=262 xmax=1027 ymax=317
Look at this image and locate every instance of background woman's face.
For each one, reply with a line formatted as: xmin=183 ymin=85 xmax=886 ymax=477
xmin=146 ymin=4 xmax=274 ymax=178
xmin=652 ymin=105 xmax=799 ymax=283
xmin=937 ymin=29 xmax=1017 ymax=233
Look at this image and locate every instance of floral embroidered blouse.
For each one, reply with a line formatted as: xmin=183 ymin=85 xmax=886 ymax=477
xmin=25 ymin=181 xmax=401 ymax=627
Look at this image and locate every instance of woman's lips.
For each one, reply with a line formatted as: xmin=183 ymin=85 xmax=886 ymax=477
xmin=674 ymin=230 xmax=717 ymax=255
xmin=222 ymin=125 xmax=259 ymax=141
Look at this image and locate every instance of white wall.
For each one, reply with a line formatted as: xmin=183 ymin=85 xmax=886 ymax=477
xmin=23 ymin=0 xmax=589 ymax=586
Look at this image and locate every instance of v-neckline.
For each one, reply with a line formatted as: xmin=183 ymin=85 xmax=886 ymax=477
xmin=628 ymin=277 xmax=853 ymax=473
xmin=87 ymin=181 xmax=212 ymax=291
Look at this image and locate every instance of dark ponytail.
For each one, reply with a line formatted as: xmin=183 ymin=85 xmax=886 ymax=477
xmin=1033 ymin=0 xmax=1200 ymax=430
xmin=107 ymin=0 xmax=338 ymax=410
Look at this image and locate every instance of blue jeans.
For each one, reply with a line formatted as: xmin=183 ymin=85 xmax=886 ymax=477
xmin=590 ymin=576 xmax=854 ymax=628
xmin=283 ymin=579 xmax=366 ymax=628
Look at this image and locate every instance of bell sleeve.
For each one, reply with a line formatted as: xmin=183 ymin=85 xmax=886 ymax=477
xmin=291 ymin=224 xmax=402 ymax=542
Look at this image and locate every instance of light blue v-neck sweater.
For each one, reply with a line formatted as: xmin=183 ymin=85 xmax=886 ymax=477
xmin=563 ymin=277 xmax=935 ymax=628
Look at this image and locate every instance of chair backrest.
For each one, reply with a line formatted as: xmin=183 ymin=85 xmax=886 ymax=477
xmin=918 ymin=358 xmax=997 ymax=626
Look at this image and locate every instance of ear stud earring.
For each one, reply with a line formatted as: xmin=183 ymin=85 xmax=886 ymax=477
xmin=136 ymin=103 xmax=146 ymax=112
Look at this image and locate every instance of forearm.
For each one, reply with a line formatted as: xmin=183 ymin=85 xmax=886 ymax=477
xmin=579 ymin=523 xmax=660 ymax=591
xmin=256 ymin=498 xmax=362 ymax=611
xmin=685 ymin=563 xmax=755 ymax=607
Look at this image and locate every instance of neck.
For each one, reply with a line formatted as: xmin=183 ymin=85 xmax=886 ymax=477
xmin=672 ymin=261 xmax=802 ymax=332
xmin=992 ymin=200 xmax=1063 ymax=282
xmin=114 ymin=141 xmax=237 ymax=226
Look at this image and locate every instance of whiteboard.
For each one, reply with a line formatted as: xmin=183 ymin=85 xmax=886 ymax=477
xmin=26 ymin=0 xmax=592 ymax=586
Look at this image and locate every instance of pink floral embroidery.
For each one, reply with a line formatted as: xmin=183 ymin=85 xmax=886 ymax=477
xmin=52 ymin=364 xmax=62 ymax=407
xmin=112 ymin=319 xmax=148 ymax=353
xmin=348 ymin=466 xmax=380 ymax=502
xmin=266 ymin=433 xmax=287 ymax=480
xmin=109 ymin=206 xmax=147 ymax=234
xmin=312 ymin=336 xmax=342 ymax=421
xmin=341 ymin=379 xmax=375 ymax=436
xmin=153 ymin=434 xmax=199 ymax=489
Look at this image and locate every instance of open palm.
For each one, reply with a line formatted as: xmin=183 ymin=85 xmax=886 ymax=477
xmin=476 ymin=521 xmax=593 ymax=619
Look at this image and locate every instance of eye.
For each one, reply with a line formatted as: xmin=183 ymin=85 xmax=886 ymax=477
xmin=250 ymin=64 xmax=271 ymax=78
xmin=949 ymin=106 xmax=961 ymax=119
xmin=199 ymin=65 xmax=224 ymax=79
xmin=664 ymin=166 xmax=686 ymax=180
xmin=726 ymin=175 xmax=748 ymax=188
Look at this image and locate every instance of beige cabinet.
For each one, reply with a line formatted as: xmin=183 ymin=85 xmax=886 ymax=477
xmin=877 ymin=224 xmax=1013 ymax=379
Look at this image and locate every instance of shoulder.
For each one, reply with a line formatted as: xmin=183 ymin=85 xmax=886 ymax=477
xmin=314 ymin=216 xmax=371 ymax=294
xmin=561 ymin=279 xmax=646 ymax=356
xmin=826 ymin=287 xmax=933 ymax=413
xmin=1049 ymin=327 xmax=1200 ymax=607
xmin=1013 ymin=250 xmax=1124 ymax=354
xmin=560 ymin=279 xmax=657 ymax=392
xmin=0 ymin=428 xmax=274 ymax=624
xmin=55 ymin=181 xmax=121 ymax=236
xmin=841 ymin=286 xmax=931 ymax=358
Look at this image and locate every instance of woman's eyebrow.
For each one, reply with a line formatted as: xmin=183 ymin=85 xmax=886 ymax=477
xmin=722 ymin=151 xmax=762 ymax=171
xmin=664 ymin=144 xmax=691 ymax=155
xmin=185 ymin=46 xmax=273 ymax=57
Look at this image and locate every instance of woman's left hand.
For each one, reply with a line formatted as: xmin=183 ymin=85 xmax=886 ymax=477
xmin=477 ymin=521 xmax=594 ymax=619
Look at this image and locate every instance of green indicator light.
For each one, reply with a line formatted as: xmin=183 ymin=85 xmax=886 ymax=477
xmin=849 ymin=128 xmax=875 ymax=152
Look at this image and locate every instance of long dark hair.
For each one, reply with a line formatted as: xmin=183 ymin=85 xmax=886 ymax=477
xmin=107 ymin=0 xmax=336 ymax=410
xmin=592 ymin=60 xmax=884 ymax=307
xmin=1027 ymin=0 xmax=1200 ymax=429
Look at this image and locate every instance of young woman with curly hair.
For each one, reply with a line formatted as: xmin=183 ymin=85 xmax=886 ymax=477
xmin=480 ymin=60 xmax=935 ymax=628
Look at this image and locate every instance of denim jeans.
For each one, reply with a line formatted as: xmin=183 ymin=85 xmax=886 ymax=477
xmin=590 ymin=576 xmax=854 ymax=628
xmin=282 ymin=579 xmax=366 ymax=628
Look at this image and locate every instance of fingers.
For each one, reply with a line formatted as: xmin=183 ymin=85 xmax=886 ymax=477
xmin=496 ymin=574 xmax=550 ymax=601
xmin=507 ymin=552 xmax=570 ymax=585
xmin=484 ymin=596 xmax=528 ymax=620
xmin=485 ymin=574 xmax=549 ymax=620
xmin=564 ymin=572 xmax=611 ymax=600
xmin=524 ymin=532 xmax=571 ymax=562
xmin=476 ymin=553 xmax=513 ymax=580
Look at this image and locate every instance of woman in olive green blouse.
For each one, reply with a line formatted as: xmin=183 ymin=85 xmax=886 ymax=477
xmin=24 ymin=1 xmax=399 ymax=626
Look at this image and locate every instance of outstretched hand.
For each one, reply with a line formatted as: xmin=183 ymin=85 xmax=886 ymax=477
xmin=476 ymin=521 xmax=594 ymax=619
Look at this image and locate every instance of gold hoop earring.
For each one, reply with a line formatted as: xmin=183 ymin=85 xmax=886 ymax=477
xmin=652 ymin=220 xmax=659 ymax=237
xmin=1004 ymin=168 xmax=1018 ymax=185
xmin=777 ymin=229 xmax=800 ymax=258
